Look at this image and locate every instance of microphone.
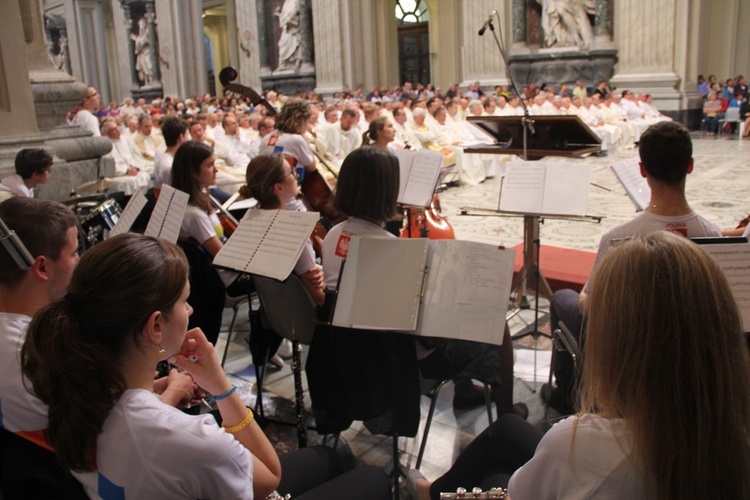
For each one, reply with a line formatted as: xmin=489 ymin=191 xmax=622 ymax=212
xmin=478 ymin=11 xmax=496 ymax=36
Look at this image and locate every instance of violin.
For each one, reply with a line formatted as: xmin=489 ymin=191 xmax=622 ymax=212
xmin=209 ymin=195 xmax=238 ymax=238
xmin=400 ymin=193 xmax=456 ymax=240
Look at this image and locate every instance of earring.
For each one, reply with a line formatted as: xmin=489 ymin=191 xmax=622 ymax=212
xmin=158 ymin=345 xmax=166 ymax=356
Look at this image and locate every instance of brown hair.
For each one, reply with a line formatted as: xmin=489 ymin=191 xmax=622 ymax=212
xmin=240 ymin=154 xmax=286 ymax=209
xmin=0 ymin=198 xmax=77 ymax=288
xmin=21 ymin=233 xmax=188 ymax=472
xmin=14 ymin=149 xmax=53 ymax=179
xmin=362 ymin=116 xmax=389 ymax=146
xmin=275 ymin=98 xmax=312 ymax=134
xmin=333 ymin=147 xmax=401 ymax=224
xmin=581 ymin=231 xmax=750 ymax=498
xmin=171 ymin=140 xmax=214 ymax=213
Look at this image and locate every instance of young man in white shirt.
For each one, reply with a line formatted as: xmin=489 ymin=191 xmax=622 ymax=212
xmin=0 ymin=149 xmax=53 ymax=201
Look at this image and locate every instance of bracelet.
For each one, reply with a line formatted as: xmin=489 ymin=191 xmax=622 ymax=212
xmin=222 ymin=409 xmax=254 ymax=434
xmin=208 ymin=385 xmax=237 ymax=404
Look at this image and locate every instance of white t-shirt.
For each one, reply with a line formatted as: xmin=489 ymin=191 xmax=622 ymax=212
xmin=321 ymin=218 xmax=395 ymax=290
xmin=0 ymin=313 xmax=49 ymax=446
xmin=154 ymin=152 xmax=174 ymax=189
xmin=74 ymin=389 xmax=253 ymax=499
xmin=73 ymin=109 xmax=101 ymax=136
xmin=0 ymin=174 xmax=33 ymax=198
xmin=259 ymin=131 xmax=314 ymax=169
xmin=509 ymin=414 xmax=645 ymax=499
xmin=180 ymin=205 xmax=223 ymax=245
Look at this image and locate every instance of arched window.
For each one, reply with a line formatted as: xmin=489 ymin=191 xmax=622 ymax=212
xmin=395 ymin=0 xmax=429 ymax=24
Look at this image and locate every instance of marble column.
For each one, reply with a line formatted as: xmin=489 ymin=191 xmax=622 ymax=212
xmin=312 ymin=0 xmax=345 ymax=95
xmin=593 ymin=0 xmax=615 ymax=49
xmin=235 ymin=0 xmax=262 ymax=90
xmin=256 ymin=0 xmax=272 ymax=74
xmin=511 ymin=0 xmax=527 ymax=48
xmin=460 ymin=0 xmax=510 ymax=89
xmin=299 ymin=0 xmax=315 ymax=73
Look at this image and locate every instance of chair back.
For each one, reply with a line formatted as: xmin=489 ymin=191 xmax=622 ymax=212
xmin=177 ymin=240 xmax=226 ymax=345
xmin=252 ymin=274 xmax=316 ymax=345
xmin=724 ymin=106 xmax=740 ymax=121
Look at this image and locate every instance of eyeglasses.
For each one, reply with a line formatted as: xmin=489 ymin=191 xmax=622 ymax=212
xmin=87 ymin=92 xmax=99 ymax=98
xmin=288 ymin=168 xmax=300 ymax=179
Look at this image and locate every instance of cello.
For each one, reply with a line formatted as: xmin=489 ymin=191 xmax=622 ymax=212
xmin=400 ymin=192 xmax=456 ymax=239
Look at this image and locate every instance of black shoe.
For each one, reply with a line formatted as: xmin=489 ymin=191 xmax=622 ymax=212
xmin=452 ymin=385 xmax=487 ymax=410
xmin=540 ymin=383 xmax=575 ymax=415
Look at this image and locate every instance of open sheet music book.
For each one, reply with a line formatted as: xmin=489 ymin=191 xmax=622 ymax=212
xmin=500 ymin=161 xmax=590 ymax=216
xmin=332 ymin=237 xmax=515 ymax=345
xmin=110 ymin=190 xmax=147 ymax=237
xmin=144 ymin=185 xmax=189 ymax=243
xmin=694 ymin=238 xmax=750 ymax=331
xmin=610 ymin=156 xmax=650 ymax=212
xmin=393 ymin=149 xmax=444 ymax=207
xmin=213 ymin=209 xmax=319 ymax=281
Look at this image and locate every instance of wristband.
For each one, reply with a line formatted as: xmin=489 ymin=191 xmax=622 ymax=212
xmin=207 ymin=385 xmax=236 ymax=404
xmin=222 ymin=409 xmax=254 ymax=434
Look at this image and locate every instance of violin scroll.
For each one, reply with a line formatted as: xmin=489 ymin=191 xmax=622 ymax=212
xmin=219 ymin=67 xmax=239 ymax=87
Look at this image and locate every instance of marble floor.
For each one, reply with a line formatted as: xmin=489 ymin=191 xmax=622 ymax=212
xmin=215 ymin=132 xmax=749 ymax=497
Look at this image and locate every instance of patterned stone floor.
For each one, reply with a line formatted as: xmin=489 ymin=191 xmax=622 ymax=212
xmin=217 ymin=132 xmax=750 ymax=497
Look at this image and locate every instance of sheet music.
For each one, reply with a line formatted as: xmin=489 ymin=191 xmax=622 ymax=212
xmin=701 ymin=242 xmax=750 ymax=331
xmin=543 ymin=163 xmax=590 ymax=216
xmin=213 ymin=209 xmax=319 ymax=281
xmin=109 ymin=190 xmax=147 ymax=237
xmin=229 ymin=197 xmax=259 ymax=210
xmin=394 ymin=149 xmax=443 ymax=207
xmin=500 ymin=161 xmax=590 ymax=216
xmin=333 ymin=237 xmax=428 ymax=330
xmin=144 ymin=185 xmax=189 ymax=243
xmin=418 ymin=241 xmax=515 ymax=346
xmin=610 ymin=156 xmax=650 ymax=211
xmin=499 ymin=162 xmax=546 ymax=214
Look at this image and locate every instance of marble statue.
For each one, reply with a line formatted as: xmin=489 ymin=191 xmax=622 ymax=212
xmin=131 ymin=17 xmax=156 ymax=86
xmin=536 ymin=0 xmax=595 ymax=48
xmin=275 ymin=0 xmax=301 ymax=71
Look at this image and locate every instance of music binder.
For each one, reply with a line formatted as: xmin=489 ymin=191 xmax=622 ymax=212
xmin=213 ymin=208 xmax=319 ymax=281
xmin=610 ymin=156 xmax=649 ymax=212
xmin=330 ymin=237 xmax=516 ymax=346
xmin=110 ymin=190 xmax=148 ymax=237
xmin=692 ymin=236 xmax=750 ymax=331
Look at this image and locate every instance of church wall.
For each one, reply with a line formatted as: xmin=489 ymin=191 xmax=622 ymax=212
xmin=458 ymin=0 xmax=510 ymax=90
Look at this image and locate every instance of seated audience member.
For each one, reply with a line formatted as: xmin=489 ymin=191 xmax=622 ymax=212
xmin=100 ymin=120 xmax=151 ymax=195
xmin=188 ymin=118 xmax=215 ymax=149
xmin=0 ymin=149 xmax=53 ymax=200
xmin=310 ymin=148 xmax=525 ymax=426
xmin=545 ymin=121 xmax=722 ymax=415
xmin=132 ymin=114 xmax=166 ymax=176
xmin=703 ymin=92 xmax=722 ymax=135
xmin=215 ymin=114 xmax=253 ymax=169
xmin=409 ymin=231 xmax=750 ymax=499
xmin=322 ymin=108 xmax=362 ymax=165
xmin=153 ymin=117 xmax=189 ymax=189
xmin=21 ymin=233 xmax=390 ymax=499
xmin=240 ymin=154 xmax=325 ymax=305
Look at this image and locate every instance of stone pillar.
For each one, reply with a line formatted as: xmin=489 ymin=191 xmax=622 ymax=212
xmin=460 ymin=1 xmax=510 ymax=89
xmin=512 ymin=0 xmax=527 ymax=48
xmin=256 ymin=0 xmax=272 ymax=74
xmin=593 ymin=0 xmax=615 ymax=49
xmin=235 ymin=0 xmax=262 ymax=90
xmin=121 ymin=4 xmax=140 ymax=88
xmin=312 ymin=0 xmax=348 ymax=96
xmin=299 ymin=0 xmax=315 ymax=73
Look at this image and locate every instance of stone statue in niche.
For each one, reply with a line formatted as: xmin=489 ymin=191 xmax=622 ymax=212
xmin=536 ymin=0 xmax=596 ymax=48
xmin=275 ymin=0 xmax=301 ymax=71
xmin=131 ymin=16 xmax=156 ymax=86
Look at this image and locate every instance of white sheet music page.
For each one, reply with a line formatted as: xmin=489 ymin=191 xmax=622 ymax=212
xmin=610 ymin=156 xmax=650 ymax=211
xmin=144 ymin=185 xmax=189 ymax=243
xmin=110 ymin=190 xmax=147 ymax=237
xmin=543 ymin=163 xmax=590 ymax=216
xmin=417 ymin=241 xmax=515 ymax=346
xmin=333 ymin=237 xmax=428 ymax=330
xmin=396 ymin=149 xmax=443 ymax=207
xmin=213 ymin=209 xmax=319 ymax=281
xmin=701 ymin=242 xmax=750 ymax=331
xmin=499 ymin=162 xmax=546 ymax=214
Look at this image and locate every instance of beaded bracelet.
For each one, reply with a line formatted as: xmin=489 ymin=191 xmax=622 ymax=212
xmin=208 ymin=385 xmax=237 ymax=404
xmin=222 ymin=409 xmax=255 ymax=434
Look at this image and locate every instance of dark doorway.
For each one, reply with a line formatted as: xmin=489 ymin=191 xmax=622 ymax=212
xmin=398 ymin=22 xmax=429 ymax=86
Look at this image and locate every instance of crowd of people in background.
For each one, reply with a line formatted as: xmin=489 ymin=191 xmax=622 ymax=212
xmin=698 ymin=73 xmax=750 ymax=135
